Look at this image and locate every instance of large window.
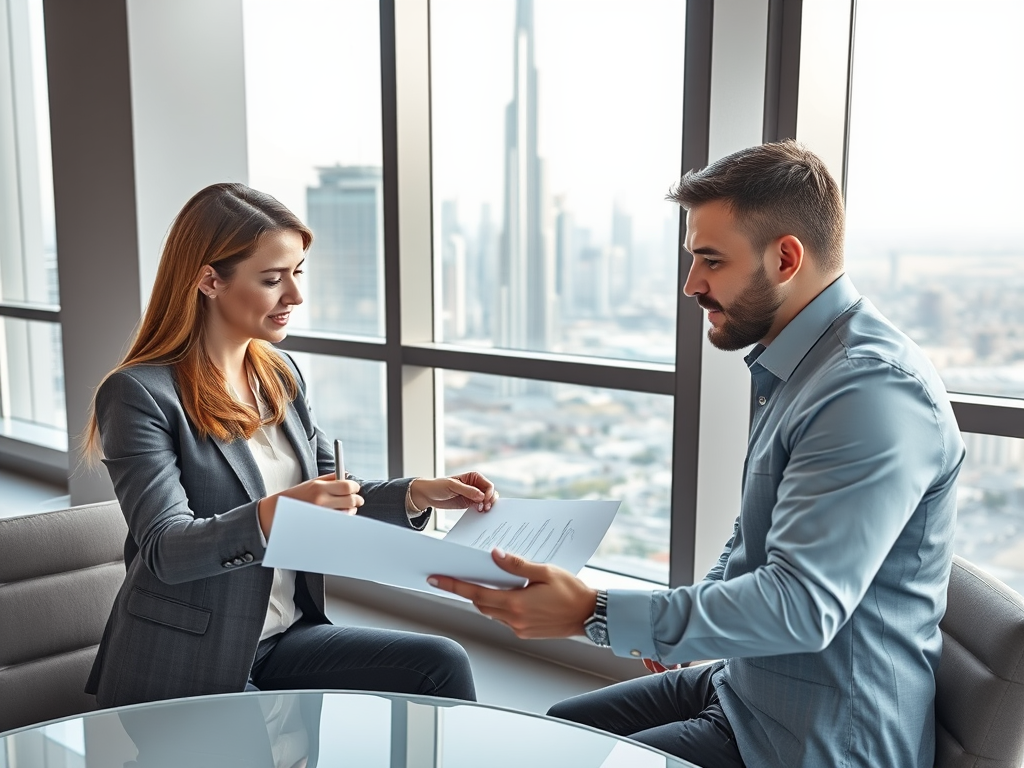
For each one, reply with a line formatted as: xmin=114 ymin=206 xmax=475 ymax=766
xmin=842 ymin=0 xmax=1024 ymax=595
xmin=243 ymin=0 xmax=389 ymax=485
xmin=243 ymin=0 xmax=385 ymax=340
xmin=0 ymin=318 xmax=64 ymax=430
xmin=845 ymin=0 xmax=1024 ymax=400
xmin=430 ymin=0 xmax=685 ymax=364
xmin=26 ymin=0 xmax=1024 ymax=607
xmin=242 ymin=0 xmax=690 ymax=585
xmin=420 ymin=0 xmax=688 ymax=583
xmin=440 ymin=371 xmax=673 ymax=582
xmin=0 ymin=0 xmax=64 ymax=436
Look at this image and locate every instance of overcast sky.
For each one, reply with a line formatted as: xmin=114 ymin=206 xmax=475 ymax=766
xmin=240 ymin=0 xmax=1024 ymax=251
xmin=244 ymin=0 xmax=685 ymax=246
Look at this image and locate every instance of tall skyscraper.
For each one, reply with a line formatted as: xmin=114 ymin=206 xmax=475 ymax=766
xmin=496 ymin=0 xmax=555 ymax=352
xmin=306 ymin=165 xmax=384 ymax=337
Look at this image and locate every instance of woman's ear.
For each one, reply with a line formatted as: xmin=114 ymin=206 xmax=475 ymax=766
xmin=197 ymin=267 xmax=220 ymax=299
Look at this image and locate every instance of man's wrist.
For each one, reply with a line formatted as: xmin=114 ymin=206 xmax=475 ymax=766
xmin=583 ymin=589 xmax=610 ymax=646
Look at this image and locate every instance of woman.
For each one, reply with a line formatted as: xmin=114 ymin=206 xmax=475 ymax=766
xmin=85 ymin=183 xmax=495 ymax=707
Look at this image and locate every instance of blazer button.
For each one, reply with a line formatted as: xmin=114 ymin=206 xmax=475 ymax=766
xmin=243 ymin=553 xmax=254 ymax=563
xmin=232 ymin=557 xmax=243 ymax=566
xmin=222 ymin=561 xmax=232 ymax=568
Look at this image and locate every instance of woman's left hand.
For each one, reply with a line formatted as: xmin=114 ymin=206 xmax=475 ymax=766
xmin=410 ymin=472 xmax=498 ymax=512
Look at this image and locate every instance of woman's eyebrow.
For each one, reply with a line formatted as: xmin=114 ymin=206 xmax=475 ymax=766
xmin=260 ymin=258 xmax=306 ymax=273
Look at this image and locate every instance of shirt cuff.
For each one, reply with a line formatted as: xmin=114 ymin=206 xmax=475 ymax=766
xmin=256 ymin=502 xmax=268 ymax=548
xmin=607 ymin=589 xmax=658 ymax=660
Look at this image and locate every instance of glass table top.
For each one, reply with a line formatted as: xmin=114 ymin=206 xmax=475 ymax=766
xmin=0 ymin=690 xmax=699 ymax=768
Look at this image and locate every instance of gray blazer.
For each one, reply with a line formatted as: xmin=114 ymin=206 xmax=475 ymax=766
xmin=85 ymin=354 xmax=425 ymax=707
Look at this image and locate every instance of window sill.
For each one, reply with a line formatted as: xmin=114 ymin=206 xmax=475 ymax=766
xmin=0 ymin=419 xmax=69 ymax=485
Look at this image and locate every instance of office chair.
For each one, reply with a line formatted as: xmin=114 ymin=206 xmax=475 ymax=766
xmin=935 ymin=555 xmax=1024 ymax=768
xmin=0 ymin=501 xmax=127 ymax=733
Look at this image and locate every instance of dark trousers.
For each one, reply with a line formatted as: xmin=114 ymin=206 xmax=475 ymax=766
xmin=547 ymin=661 xmax=745 ymax=768
xmin=247 ymin=621 xmax=477 ymax=702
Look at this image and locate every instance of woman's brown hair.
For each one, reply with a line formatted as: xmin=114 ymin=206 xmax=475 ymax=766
xmin=85 ymin=183 xmax=313 ymax=456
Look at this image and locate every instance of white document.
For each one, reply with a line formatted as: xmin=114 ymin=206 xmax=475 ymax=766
xmin=263 ymin=496 xmax=620 ymax=598
xmin=444 ymin=498 xmax=620 ymax=578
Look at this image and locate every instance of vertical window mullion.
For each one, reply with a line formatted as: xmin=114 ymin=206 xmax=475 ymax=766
xmin=384 ymin=0 xmax=438 ymax=487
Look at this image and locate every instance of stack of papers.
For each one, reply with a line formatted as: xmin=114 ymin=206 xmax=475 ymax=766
xmin=263 ymin=497 xmax=620 ymax=597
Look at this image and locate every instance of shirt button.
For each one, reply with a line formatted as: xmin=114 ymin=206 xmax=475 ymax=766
xmin=758 ymin=395 xmax=767 ymax=406
xmin=630 ymin=649 xmax=642 ymax=658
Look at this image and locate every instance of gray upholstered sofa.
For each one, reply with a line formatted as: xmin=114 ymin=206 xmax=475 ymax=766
xmin=0 ymin=501 xmax=126 ymax=732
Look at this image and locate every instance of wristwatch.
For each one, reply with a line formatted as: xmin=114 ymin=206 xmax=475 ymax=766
xmin=584 ymin=590 xmax=610 ymax=647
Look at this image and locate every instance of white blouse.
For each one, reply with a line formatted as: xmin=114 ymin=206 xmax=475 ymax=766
xmin=236 ymin=370 xmax=425 ymax=643
xmin=249 ymin=418 xmax=305 ymax=641
xmin=232 ymin=373 xmax=304 ymax=642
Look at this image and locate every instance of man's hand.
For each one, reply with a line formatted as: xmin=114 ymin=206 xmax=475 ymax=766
xmin=428 ymin=549 xmax=598 ymax=639
xmin=410 ymin=472 xmax=498 ymax=512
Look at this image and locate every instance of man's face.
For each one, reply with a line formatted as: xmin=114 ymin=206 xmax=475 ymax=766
xmin=682 ymin=200 xmax=783 ymax=351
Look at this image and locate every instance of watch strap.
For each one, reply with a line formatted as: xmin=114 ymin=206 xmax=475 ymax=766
xmin=584 ymin=589 xmax=610 ymax=647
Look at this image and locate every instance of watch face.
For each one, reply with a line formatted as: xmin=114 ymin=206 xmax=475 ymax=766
xmin=585 ymin=619 xmax=610 ymax=647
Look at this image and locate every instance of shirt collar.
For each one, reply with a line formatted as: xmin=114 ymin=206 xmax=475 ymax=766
xmin=748 ymin=273 xmax=861 ymax=382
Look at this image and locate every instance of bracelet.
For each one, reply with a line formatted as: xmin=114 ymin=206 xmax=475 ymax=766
xmin=405 ymin=484 xmax=425 ymax=515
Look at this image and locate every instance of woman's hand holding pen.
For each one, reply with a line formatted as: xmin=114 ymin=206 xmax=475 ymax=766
xmin=410 ymin=472 xmax=498 ymax=513
xmin=257 ymin=474 xmax=363 ymax=538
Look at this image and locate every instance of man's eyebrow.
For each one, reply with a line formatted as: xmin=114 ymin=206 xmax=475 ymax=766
xmin=691 ymin=246 xmax=725 ymax=257
xmin=260 ymin=258 xmax=306 ymax=274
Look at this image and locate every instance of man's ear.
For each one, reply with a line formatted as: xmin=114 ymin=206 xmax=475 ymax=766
xmin=772 ymin=234 xmax=805 ymax=285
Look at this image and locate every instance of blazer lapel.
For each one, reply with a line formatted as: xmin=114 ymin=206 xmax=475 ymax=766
xmin=281 ymin=400 xmax=317 ymax=482
xmin=211 ymin=437 xmax=267 ymax=501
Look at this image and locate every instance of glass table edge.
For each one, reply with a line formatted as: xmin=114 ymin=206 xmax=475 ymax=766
xmin=0 ymin=688 xmax=696 ymax=765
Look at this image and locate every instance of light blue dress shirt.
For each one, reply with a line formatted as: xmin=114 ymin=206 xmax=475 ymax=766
xmin=607 ymin=275 xmax=964 ymax=767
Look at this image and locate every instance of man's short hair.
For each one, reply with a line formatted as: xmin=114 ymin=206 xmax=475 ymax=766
xmin=668 ymin=140 xmax=845 ymax=273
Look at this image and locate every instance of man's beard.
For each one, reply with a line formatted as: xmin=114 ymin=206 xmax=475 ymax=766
xmin=698 ymin=265 xmax=783 ymax=351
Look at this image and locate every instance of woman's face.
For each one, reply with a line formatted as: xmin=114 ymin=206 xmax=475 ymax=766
xmin=202 ymin=229 xmax=305 ymax=347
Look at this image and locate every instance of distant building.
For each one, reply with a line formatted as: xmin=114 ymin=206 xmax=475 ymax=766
xmin=303 ymin=166 xmax=387 ymax=477
xmin=917 ymin=287 xmax=947 ymax=343
xmin=496 ymin=0 xmax=555 ymax=352
xmin=440 ymin=200 xmax=468 ymax=339
xmin=576 ymin=246 xmax=611 ymax=318
xmin=611 ymin=203 xmax=633 ymax=305
xmin=306 ymin=165 xmax=384 ymax=337
xmin=554 ymin=197 xmax=574 ymax=312
xmin=476 ymin=203 xmax=498 ymax=338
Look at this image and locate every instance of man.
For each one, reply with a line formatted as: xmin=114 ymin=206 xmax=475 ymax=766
xmin=429 ymin=141 xmax=964 ymax=768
